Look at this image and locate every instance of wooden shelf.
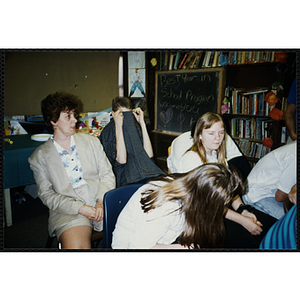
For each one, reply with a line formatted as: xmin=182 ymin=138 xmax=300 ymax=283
xmin=246 ymin=157 xmax=259 ymax=162
xmin=223 ymin=113 xmax=272 ymax=118
xmin=232 ymin=137 xmax=264 ymax=143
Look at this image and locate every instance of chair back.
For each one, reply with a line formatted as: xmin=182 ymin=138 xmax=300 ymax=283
xmin=102 ymin=184 xmax=143 ymax=249
xmin=167 ymin=146 xmax=171 ymax=174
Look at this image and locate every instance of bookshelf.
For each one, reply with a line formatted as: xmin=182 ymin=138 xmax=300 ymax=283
xmin=146 ymin=50 xmax=296 ymax=171
xmin=157 ymin=51 xmax=279 ymax=71
xmin=222 ymin=52 xmax=296 ymax=167
xmin=222 ymin=86 xmax=279 ymax=165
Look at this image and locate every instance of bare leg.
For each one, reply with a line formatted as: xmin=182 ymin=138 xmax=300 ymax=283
xmin=59 ymin=225 xmax=92 ymax=249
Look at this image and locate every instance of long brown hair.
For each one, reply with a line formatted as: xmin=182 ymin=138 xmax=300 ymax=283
xmin=189 ymin=112 xmax=226 ymax=164
xmin=140 ymin=163 xmax=244 ymax=249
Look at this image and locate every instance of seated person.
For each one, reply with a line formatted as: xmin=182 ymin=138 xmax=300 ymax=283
xmin=167 ymin=112 xmax=276 ymax=248
xmin=112 ymin=163 xmax=244 ymax=249
xmin=29 ymin=92 xmax=115 ymax=249
xmin=167 ymin=118 xmax=251 ymax=180
xmin=260 ymin=184 xmax=297 ymax=250
xmin=100 ymin=96 xmax=165 ymax=188
xmin=242 ymin=141 xmax=296 ymax=220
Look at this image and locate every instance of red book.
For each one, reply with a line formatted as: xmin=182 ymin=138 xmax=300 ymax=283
xmin=178 ymin=53 xmax=188 ymax=69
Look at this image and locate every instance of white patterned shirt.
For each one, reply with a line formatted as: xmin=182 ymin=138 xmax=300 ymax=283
xmin=51 ymin=135 xmax=87 ymax=189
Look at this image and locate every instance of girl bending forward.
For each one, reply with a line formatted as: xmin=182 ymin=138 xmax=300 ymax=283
xmin=112 ymin=163 xmax=244 ymax=249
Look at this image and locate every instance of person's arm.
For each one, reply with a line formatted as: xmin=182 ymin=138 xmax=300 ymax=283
xmin=288 ymin=184 xmax=297 ymax=204
xmin=113 ymin=110 xmax=127 ymax=164
xmin=132 ymin=107 xmax=153 ymax=158
xmin=30 ymin=154 xmax=96 ymax=220
xmin=225 ymin=195 xmax=263 ymax=235
xmin=225 ymin=209 xmax=263 ymax=235
xmin=284 ymin=103 xmax=297 ymax=141
xmin=29 ymin=150 xmax=85 ymax=215
xmin=275 ymin=189 xmax=288 ymax=202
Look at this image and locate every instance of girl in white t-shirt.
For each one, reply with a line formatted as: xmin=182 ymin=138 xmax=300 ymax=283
xmin=177 ymin=112 xmax=272 ymax=242
xmin=178 ymin=112 xmax=227 ymax=173
xmin=112 ymin=163 xmax=244 ymax=249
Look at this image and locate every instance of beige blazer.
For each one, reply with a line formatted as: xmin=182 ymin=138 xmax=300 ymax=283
xmin=28 ymin=133 xmax=116 ymax=236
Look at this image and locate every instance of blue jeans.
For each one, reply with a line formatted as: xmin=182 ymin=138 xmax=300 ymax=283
xmin=244 ymin=197 xmax=285 ymax=220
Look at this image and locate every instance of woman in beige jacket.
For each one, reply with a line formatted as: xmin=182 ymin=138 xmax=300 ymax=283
xmin=29 ymin=92 xmax=115 ymax=249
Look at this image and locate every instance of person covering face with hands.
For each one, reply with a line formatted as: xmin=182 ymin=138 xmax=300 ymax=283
xmin=100 ymin=97 xmax=165 ymax=188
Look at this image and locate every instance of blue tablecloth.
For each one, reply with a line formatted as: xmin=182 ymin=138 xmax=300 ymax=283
xmin=4 ymin=134 xmax=46 ymax=189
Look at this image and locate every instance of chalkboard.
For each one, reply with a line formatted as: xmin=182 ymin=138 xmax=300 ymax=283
xmin=155 ymin=68 xmax=224 ymax=134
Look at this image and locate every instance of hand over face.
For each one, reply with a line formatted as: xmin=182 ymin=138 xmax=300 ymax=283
xmin=132 ymin=107 xmax=144 ymax=124
xmin=112 ymin=110 xmax=124 ymax=127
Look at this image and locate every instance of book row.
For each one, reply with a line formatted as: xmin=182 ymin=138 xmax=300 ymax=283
xmin=226 ymin=51 xmax=276 ymax=65
xmin=237 ymin=139 xmax=271 ymax=159
xmin=158 ymin=51 xmax=279 ymax=71
xmin=230 ymin=117 xmax=274 ymax=140
xmin=224 ymin=87 xmax=285 ymax=116
xmin=159 ymin=51 xmax=205 ymax=71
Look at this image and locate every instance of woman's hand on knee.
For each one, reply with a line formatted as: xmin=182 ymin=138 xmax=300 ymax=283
xmin=78 ymin=205 xmax=96 ymax=220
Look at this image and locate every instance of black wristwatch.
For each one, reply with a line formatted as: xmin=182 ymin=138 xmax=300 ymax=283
xmin=236 ymin=204 xmax=254 ymax=214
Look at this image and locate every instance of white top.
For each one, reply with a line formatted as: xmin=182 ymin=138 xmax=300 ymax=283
xmin=243 ymin=141 xmax=296 ymax=204
xmin=178 ymin=150 xmax=218 ymax=173
xmin=112 ymin=182 xmax=185 ymax=249
xmin=167 ymin=131 xmax=241 ymax=173
xmin=52 ymin=135 xmax=87 ymax=189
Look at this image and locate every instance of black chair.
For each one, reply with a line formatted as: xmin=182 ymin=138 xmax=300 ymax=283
xmin=228 ymin=155 xmax=252 ymax=182
xmin=102 ymin=184 xmax=143 ymax=249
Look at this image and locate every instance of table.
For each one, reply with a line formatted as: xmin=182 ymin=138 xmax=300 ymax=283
xmin=4 ymin=134 xmax=46 ymax=226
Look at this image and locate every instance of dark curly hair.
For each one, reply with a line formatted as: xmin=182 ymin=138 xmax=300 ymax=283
xmin=41 ymin=92 xmax=81 ymax=133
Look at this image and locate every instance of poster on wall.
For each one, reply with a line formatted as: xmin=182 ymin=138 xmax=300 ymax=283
xmin=128 ymin=51 xmax=146 ymax=98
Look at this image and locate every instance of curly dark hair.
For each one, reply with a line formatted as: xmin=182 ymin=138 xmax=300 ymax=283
xmin=41 ymin=92 xmax=81 ymax=133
